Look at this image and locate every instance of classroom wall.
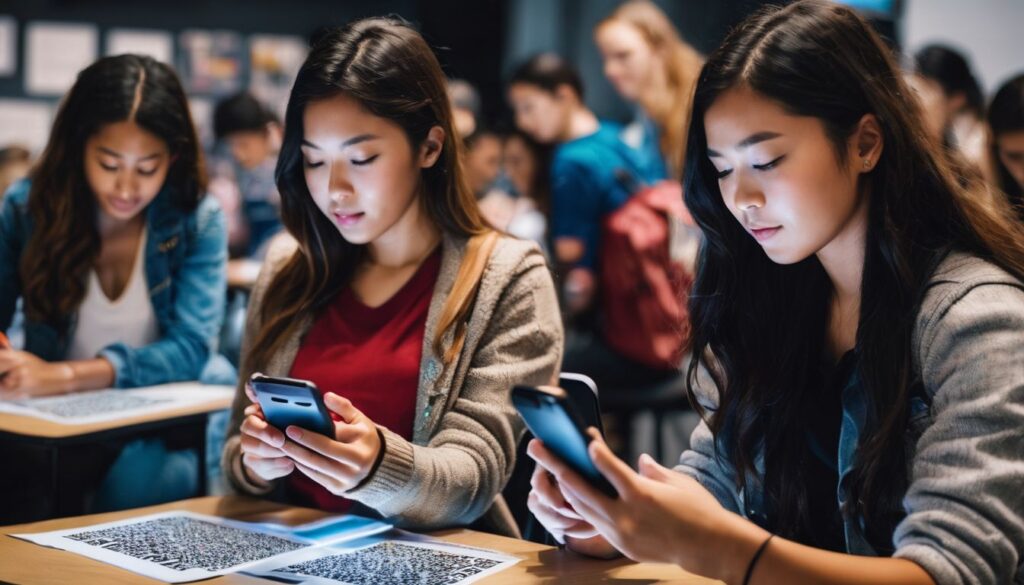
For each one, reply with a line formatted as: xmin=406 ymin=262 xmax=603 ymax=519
xmin=903 ymin=0 xmax=1024 ymax=94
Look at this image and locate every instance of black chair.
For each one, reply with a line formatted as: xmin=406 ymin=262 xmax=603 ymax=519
xmin=218 ymin=288 xmax=249 ymax=369
xmin=599 ymin=370 xmax=691 ymax=465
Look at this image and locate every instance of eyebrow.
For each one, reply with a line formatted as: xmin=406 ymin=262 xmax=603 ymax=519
xmin=98 ymin=146 xmax=163 ymax=161
xmin=301 ymin=134 xmax=380 ymax=150
xmin=707 ymin=131 xmax=783 ymax=158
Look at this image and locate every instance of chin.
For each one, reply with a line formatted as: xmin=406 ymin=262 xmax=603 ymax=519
xmin=760 ymin=245 xmax=813 ymax=266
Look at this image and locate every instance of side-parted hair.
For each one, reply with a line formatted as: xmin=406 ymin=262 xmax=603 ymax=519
xmin=244 ymin=17 xmax=491 ymax=378
xmin=597 ymin=0 xmax=703 ymax=179
xmin=22 ymin=54 xmax=204 ymax=328
xmin=682 ymin=0 xmax=1024 ymax=550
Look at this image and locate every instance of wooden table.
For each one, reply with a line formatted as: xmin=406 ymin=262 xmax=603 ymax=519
xmin=0 ymin=392 xmax=232 ymax=524
xmin=0 ymin=496 xmax=722 ymax=584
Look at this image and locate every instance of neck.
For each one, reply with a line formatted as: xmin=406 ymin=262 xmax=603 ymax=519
xmin=816 ymin=192 xmax=870 ymax=356
xmin=562 ymin=107 xmax=600 ymax=142
xmin=97 ymin=210 xmax=145 ymax=240
xmin=366 ymin=197 xmax=441 ymax=269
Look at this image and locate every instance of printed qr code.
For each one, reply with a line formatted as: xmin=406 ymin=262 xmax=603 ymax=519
xmin=278 ymin=541 xmax=503 ymax=585
xmin=16 ymin=390 xmax=171 ymax=418
xmin=65 ymin=516 xmax=305 ymax=571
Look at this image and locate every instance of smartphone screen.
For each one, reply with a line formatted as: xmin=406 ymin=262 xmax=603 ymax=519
xmin=251 ymin=375 xmax=335 ymax=437
xmin=512 ymin=385 xmax=617 ymax=497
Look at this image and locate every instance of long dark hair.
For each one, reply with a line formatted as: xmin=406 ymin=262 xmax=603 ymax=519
xmin=21 ymin=54 xmax=204 ymax=328
xmin=683 ymin=0 xmax=1024 ymax=550
xmin=244 ymin=17 xmax=490 ymax=378
xmin=988 ymin=73 xmax=1024 ymax=214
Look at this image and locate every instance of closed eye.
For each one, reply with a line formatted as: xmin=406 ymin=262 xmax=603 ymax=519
xmin=303 ymin=159 xmax=324 ymax=169
xmin=715 ymin=168 xmax=732 ymax=180
xmin=351 ymin=154 xmax=379 ymax=166
xmin=753 ymin=154 xmax=786 ymax=171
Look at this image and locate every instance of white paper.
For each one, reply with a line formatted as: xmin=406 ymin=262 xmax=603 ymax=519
xmin=0 ymin=383 xmax=235 ymax=425
xmin=246 ymin=532 xmax=520 ymax=585
xmin=106 ymin=29 xmax=173 ymax=64
xmin=12 ymin=511 xmax=313 ymax=583
xmin=12 ymin=511 xmax=394 ymax=583
xmin=0 ymin=17 xmax=16 ymax=76
xmin=25 ymin=22 xmax=98 ymax=96
xmin=0 ymin=99 xmax=53 ymax=154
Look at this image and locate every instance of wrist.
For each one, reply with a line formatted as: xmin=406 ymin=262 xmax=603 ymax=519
xmin=59 ymin=362 xmax=77 ymax=393
xmin=709 ymin=511 xmax=771 ymax=585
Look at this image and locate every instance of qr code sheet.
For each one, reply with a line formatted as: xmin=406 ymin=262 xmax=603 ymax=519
xmin=278 ymin=541 xmax=504 ymax=585
xmin=65 ymin=516 xmax=305 ymax=572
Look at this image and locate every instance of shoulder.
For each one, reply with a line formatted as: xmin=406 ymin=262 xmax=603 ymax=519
xmin=913 ymin=251 xmax=1024 ymax=377
xmin=487 ymin=234 xmax=547 ymax=276
xmin=0 ymin=179 xmax=33 ymax=241
xmin=253 ymin=233 xmax=299 ymax=288
xmin=2 ymin=178 xmax=31 ymax=206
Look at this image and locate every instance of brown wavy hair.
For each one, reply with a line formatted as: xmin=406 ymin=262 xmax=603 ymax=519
xmin=597 ymin=0 xmax=703 ymax=179
xmin=21 ymin=54 xmax=204 ymax=329
xmin=243 ymin=17 xmax=492 ymax=378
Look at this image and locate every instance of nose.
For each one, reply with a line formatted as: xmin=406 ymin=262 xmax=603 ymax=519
xmin=328 ymin=161 xmax=353 ymax=203
xmin=113 ymin=169 xmax=135 ymax=200
xmin=729 ymin=173 xmax=765 ymax=212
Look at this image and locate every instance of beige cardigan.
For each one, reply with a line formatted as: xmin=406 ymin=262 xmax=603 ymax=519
xmin=221 ymin=233 xmax=562 ymax=535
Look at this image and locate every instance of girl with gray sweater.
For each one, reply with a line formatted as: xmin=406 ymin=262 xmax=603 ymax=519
xmin=528 ymin=2 xmax=1024 ymax=583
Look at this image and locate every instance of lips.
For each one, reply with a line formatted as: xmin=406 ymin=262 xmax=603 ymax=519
xmin=107 ymin=197 xmax=141 ymax=214
xmin=332 ymin=211 xmax=365 ymax=227
xmin=748 ymin=225 xmax=782 ymax=242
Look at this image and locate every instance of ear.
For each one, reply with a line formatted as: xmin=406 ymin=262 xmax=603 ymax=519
xmin=850 ymin=113 xmax=883 ymax=174
xmin=948 ymin=91 xmax=967 ymax=114
xmin=419 ymin=126 xmax=445 ymax=169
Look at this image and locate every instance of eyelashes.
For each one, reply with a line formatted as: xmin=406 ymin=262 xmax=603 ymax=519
xmin=713 ymin=154 xmax=787 ymax=180
xmin=303 ymin=154 xmax=380 ymax=168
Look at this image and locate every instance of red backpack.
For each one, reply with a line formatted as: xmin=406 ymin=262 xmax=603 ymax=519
xmin=599 ymin=180 xmax=698 ymax=371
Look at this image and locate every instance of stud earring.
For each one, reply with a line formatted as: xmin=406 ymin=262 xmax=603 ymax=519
xmin=863 ymin=158 xmax=871 ymax=170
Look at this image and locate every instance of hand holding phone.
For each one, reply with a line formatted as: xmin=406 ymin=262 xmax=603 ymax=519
xmin=249 ymin=374 xmax=335 ymax=437
xmin=512 ymin=385 xmax=617 ymax=498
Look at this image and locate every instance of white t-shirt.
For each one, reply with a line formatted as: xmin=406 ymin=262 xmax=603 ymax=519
xmin=67 ymin=228 xmax=159 ymax=361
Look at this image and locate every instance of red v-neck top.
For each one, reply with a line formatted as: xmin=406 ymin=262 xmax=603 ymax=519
xmin=286 ymin=247 xmax=442 ymax=511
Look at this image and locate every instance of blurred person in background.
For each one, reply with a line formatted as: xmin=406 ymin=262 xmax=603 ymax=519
xmin=595 ymin=0 xmax=703 ymax=181
xmin=909 ymin=44 xmax=988 ymax=170
xmin=211 ymin=91 xmax=283 ymax=259
xmin=508 ymin=53 xmax=669 ymax=390
xmin=987 ymin=73 xmax=1024 ymax=220
xmin=448 ymin=78 xmax=481 ymax=139
xmin=478 ymin=128 xmax=549 ymax=248
xmin=462 ymin=125 xmax=503 ymax=199
xmin=0 ymin=146 xmax=32 ymax=201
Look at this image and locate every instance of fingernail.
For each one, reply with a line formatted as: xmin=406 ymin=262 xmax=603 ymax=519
xmin=286 ymin=426 xmax=302 ymax=440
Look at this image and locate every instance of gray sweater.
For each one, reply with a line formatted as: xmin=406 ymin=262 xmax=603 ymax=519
xmin=678 ymin=252 xmax=1024 ymax=584
xmin=221 ymin=233 xmax=563 ymax=535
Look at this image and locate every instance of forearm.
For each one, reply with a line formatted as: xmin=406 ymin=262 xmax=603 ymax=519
xmin=712 ymin=513 xmax=933 ymax=585
xmin=63 ymin=358 xmax=115 ymax=392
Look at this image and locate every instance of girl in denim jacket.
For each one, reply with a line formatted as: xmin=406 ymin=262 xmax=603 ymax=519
xmin=0 ymin=54 xmax=231 ymax=510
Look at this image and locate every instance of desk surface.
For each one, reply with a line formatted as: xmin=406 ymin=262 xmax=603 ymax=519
xmin=0 ymin=496 xmax=721 ymax=584
xmin=0 ymin=392 xmax=232 ymax=439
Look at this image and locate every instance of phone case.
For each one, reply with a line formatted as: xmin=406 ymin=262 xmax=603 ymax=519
xmin=251 ymin=374 xmax=335 ymax=437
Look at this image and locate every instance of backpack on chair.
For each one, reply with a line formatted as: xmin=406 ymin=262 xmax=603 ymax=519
xmin=599 ymin=178 xmax=698 ymax=371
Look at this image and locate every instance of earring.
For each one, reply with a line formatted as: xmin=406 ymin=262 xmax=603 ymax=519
xmin=863 ymin=158 xmax=871 ymax=170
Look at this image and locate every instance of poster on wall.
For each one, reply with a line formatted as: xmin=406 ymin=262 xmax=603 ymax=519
xmin=249 ymin=34 xmax=307 ymax=120
xmin=106 ymin=29 xmax=174 ymax=64
xmin=0 ymin=99 xmax=53 ymax=154
xmin=0 ymin=17 xmax=16 ymax=76
xmin=25 ymin=22 xmax=98 ymax=96
xmin=177 ymin=29 xmax=243 ymax=96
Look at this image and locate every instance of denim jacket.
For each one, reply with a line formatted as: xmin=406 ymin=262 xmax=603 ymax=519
xmin=678 ymin=252 xmax=1024 ymax=584
xmin=0 ymin=179 xmax=231 ymax=387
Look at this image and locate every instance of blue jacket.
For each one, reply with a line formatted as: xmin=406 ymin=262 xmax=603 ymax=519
xmin=0 ymin=179 xmax=231 ymax=387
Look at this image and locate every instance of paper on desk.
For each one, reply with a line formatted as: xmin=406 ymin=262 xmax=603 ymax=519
xmin=244 ymin=530 xmax=520 ymax=585
xmin=11 ymin=510 xmax=392 ymax=583
xmin=0 ymin=383 xmax=235 ymax=424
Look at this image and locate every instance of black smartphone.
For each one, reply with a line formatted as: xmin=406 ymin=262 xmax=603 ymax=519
xmin=250 ymin=374 xmax=335 ymax=437
xmin=512 ymin=385 xmax=617 ymax=498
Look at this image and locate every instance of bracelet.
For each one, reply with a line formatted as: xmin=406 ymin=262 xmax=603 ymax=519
xmin=742 ymin=533 xmax=774 ymax=585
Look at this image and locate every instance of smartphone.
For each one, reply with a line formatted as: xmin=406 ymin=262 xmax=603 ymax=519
xmin=512 ymin=385 xmax=617 ymax=498
xmin=250 ymin=374 xmax=335 ymax=437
